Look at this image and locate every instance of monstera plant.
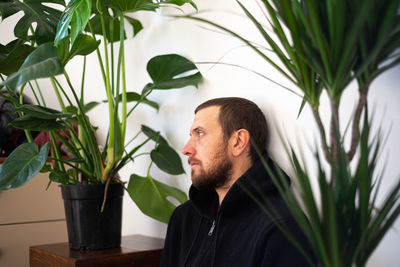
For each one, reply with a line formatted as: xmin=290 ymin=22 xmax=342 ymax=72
xmin=0 ymin=0 xmax=201 ymax=224
xmin=185 ymin=0 xmax=400 ymax=266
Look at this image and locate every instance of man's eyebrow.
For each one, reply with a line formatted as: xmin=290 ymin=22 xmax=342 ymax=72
xmin=190 ymin=126 xmax=203 ymax=136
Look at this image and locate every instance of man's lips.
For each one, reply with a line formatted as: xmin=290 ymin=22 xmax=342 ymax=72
xmin=188 ymin=159 xmax=201 ymax=167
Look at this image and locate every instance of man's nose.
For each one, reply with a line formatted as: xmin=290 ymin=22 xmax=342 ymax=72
xmin=182 ymin=139 xmax=194 ymax=156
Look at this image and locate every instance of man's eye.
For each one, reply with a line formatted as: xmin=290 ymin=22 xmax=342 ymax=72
xmin=197 ymin=131 xmax=204 ymax=137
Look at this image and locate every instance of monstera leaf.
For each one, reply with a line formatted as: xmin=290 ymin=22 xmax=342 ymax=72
xmin=0 ymin=43 xmax=63 ymax=91
xmin=0 ymin=40 xmax=35 ymax=75
xmin=161 ymin=0 xmax=197 ymax=10
xmin=143 ymin=54 xmax=202 ymax=93
xmin=0 ymin=143 xmax=49 ymax=190
xmin=127 ymin=174 xmax=188 ymax=223
xmin=88 ymin=14 xmax=143 ymax=42
xmin=15 ymin=105 xmax=73 ymax=119
xmin=141 ymin=125 xmax=168 ymax=145
xmin=57 ymin=33 xmax=100 ymax=65
xmin=55 ymin=0 xmax=92 ymax=46
xmin=0 ymin=0 xmax=65 ymax=44
xmin=105 ymin=0 xmax=158 ymax=12
xmin=151 ymin=143 xmax=185 ymax=175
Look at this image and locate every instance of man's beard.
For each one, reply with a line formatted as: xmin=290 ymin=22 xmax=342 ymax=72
xmin=191 ymin=145 xmax=233 ymax=190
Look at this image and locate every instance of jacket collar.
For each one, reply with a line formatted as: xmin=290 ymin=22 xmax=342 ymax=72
xmin=188 ymin=151 xmax=290 ymax=219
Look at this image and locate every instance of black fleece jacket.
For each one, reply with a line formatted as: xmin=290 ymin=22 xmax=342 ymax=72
xmin=160 ymin=153 xmax=315 ymax=267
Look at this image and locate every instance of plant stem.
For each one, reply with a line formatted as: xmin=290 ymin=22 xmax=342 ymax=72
xmin=80 ymin=57 xmax=86 ymax=101
xmin=34 ymin=79 xmax=46 ymax=106
xmin=100 ymin=12 xmax=117 ymax=179
xmin=51 ymin=77 xmax=88 ymax=162
xmin=64 ymin=70 xmax=104 ymax=181
xmin=27 ymin=81 xmax=41 ymax=105
xmin=329 ymin=99 xmax=340 ymax=165
xmin=87 ymin=21 xmax=108 ymax=88
xmin=120 ymin=13 xmax=127 ymax=146
xmin=49 ymin=132 xmax=66 ymax=173
xmin=50 ymin=78 xmax=66 ymax=112
xmin=126 ymin=130 xmax=142 ymax=147
xmin=127 ymin=89 xmax=152 ymax=117
xmin=18 ymin=83 xmax=34 ymax=143
xmin=347 ymin=86 xmax=368 ymax=161
xmin=53 ymin=77 xmax=74 ymax=107
xmin=312 ymin=107 xmax=330 ymax=162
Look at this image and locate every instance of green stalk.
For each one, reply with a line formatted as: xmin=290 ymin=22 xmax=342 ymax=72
xmin=99 ymin=12 xmax=117 ymax=178
xmin=146 ymin=161 xmax=164 ymax=199
xmin=50 ymin=78 xmax=66 ymax=112
xmin=88 ymin=21 xmax=108 ymax=88
xmin=18 ymin=83 xmax=34 ymax=143
xmin=80 ymin=57 xmax=86 ymax=101
xmin=34 ymin=79 xmax=46 ymax=107
xmin=110 ymin=21 xmax=115 ymax=95
xmin=53 ymin=77 xmax=74 ymax=107
xmin=27 ymin=81 xmax=41 ymax=105
xmin=49 ymin=132 xmax=66 ymax=173
xmin=64 ymin=71 xmax=104 ymax=181
xmin=52 ymin=130 xmax=80 ymax=159
xmin=127 ymin=88 xmax=152 ymax=117
xmin=79 ymin=57 xmax=87 ymax=157
xmin=120 ymin=13 xmax=127 ymax=147
xmin=51 ymin=77 xmax=87 ymax=160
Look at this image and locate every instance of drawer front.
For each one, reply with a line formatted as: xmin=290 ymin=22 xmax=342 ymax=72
xmin=0 ymin=221 xmax=67 ymax=267
xmin=0 ymin=170 xmax=65 ymax=224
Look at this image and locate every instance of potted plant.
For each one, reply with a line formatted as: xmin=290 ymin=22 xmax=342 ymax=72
xmin=185 ymin=0 xmax=400 ymax=266
xmin=0 ymin=0 xmax=201 ymax=250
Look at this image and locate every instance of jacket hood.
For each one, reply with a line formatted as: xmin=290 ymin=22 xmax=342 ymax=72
xmin=188 ymin=151 xmax=291 ymax=219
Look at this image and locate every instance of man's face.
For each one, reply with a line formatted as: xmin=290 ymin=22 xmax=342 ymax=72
xmin=182 ymin=106 xmax=232 ymax=190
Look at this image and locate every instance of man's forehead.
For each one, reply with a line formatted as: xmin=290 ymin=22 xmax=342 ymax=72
xmin=190 ymin=106 xmax=221 ymax=131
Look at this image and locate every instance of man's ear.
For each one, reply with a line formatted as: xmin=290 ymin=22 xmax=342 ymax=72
xmin=230 ymin=129 xmax=250 ymax=157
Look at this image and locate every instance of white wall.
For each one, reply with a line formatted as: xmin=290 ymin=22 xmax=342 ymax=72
xmin=1 ymin=1 xmax=399 ymax=266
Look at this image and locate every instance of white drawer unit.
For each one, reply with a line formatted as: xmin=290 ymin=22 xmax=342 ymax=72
xmin=0 ymin=163 xmax=67 ymax=267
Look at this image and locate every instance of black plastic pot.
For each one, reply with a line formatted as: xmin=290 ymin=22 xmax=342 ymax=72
xmin=60 ymin=183 xmax=124 ymax=250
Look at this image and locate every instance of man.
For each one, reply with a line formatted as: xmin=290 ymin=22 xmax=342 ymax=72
xmin=161 ymin=97 xmax=315 ymax=267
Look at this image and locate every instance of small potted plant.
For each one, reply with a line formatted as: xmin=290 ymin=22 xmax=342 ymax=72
xmin=0 ymin=0 xmax=201 ymax=250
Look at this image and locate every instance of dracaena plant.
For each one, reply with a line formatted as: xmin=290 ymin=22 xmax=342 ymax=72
xmin=185 ymin=0 xmax=400 ymax=265
xmin=0 ymin=0 xmax=201 ymax=223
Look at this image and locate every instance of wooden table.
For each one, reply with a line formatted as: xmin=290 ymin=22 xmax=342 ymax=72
xmin=29 ymin=235 xmax=164 ymax=267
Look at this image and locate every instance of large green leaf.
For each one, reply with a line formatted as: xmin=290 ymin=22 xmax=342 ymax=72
xmin=0 ymin=43 xmax=63 ymax=91
xmin=49 ymin=171 xmax=70 ymax=184
xmin=127 ymin=174 xmax=187 ymax=223
xmin=144 ymin=54 xmax=202 ymax=92
xmin=151 ymin=143 xmax=185 ymax=175
xmin=161 ymin=0 xmax=197 ymax=11
xmin=125 ymin=16 xmax=143 ymax=37
xmin=0 ymin=0 xmax=65 ymax=44
xmin=0 ymin=39 xmax=24 ymax=60
xmin=117 ymin=92 xmax=159 ymax=110
xmin=57 ymin=33 xmax=100 ymax=65
xmin=0 ymin=41 xmax=35 ymax=76
xmin=104 ymin=0 xmax=158 ymax=12
xmin=15 ymin=105 xmax=73 ymax=119
xmin=141 ymin=125 xmax=168 ymax=145
xmin=87 ymin=14 xmax=125 ymax=42
xmin=66 ymin=101 xmax=100 ymax=114
xmin=55 ymin=0 xmax=92 ymax=46
xmin=86 ymin=13 xmax=144 ymax=42
xmin=10 ymin=115 xmax=65 ymax=131
xmin=0 ymin=142 xmax=49 ymax=190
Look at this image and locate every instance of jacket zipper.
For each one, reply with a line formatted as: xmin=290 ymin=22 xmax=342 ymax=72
xmin=208 ymin=220 xmax=216 ymax=236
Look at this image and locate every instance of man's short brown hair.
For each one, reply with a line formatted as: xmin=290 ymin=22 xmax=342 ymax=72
xmin=195 ymin=97 xmax=268 ymax=163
